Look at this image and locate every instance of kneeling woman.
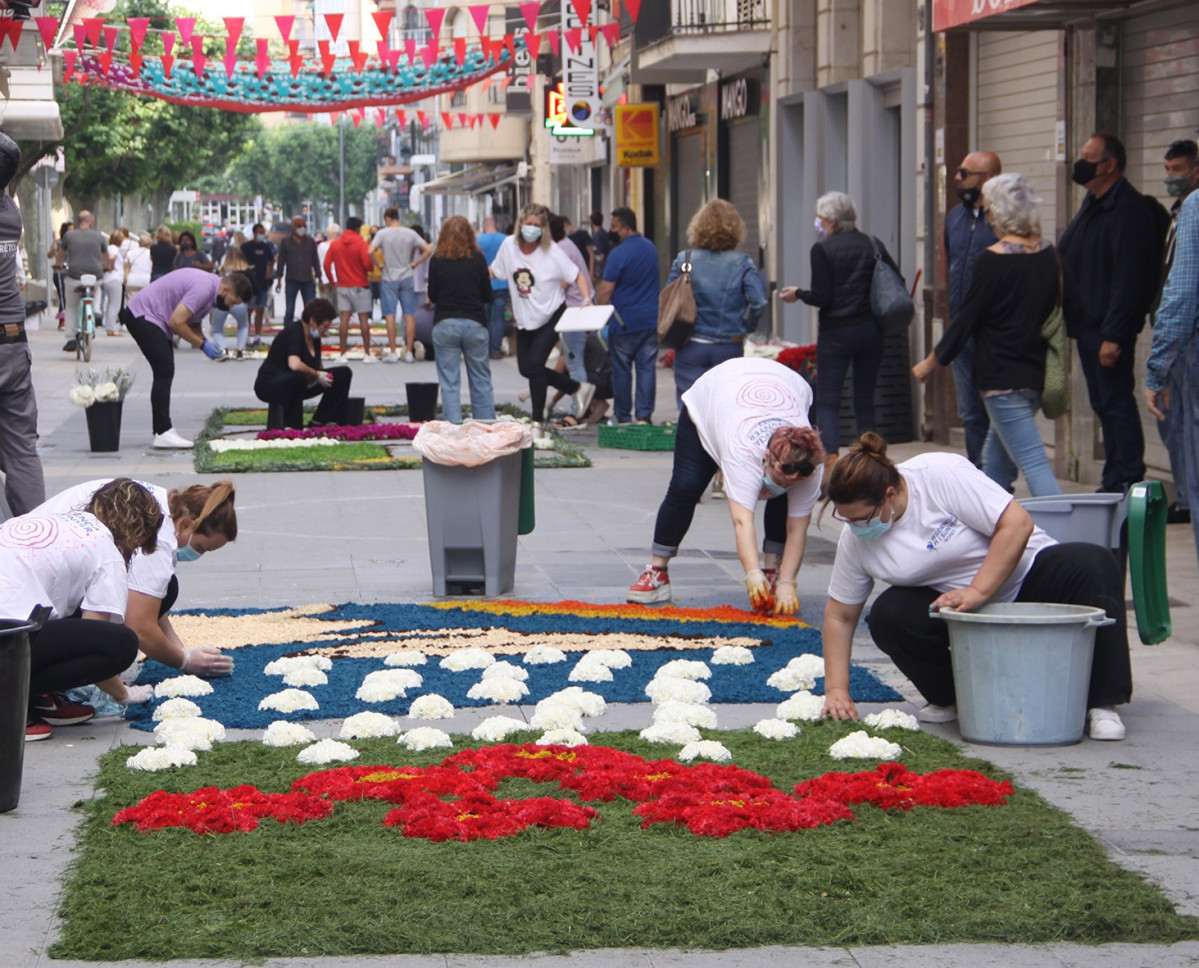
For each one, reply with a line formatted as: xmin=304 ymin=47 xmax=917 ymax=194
xmin=254 ymin=298 xmax=351 ymax=428
xmin=628 ymin=356 xmax=824 ymax=613
xmin=1 ymin=479 xmax=162 ymax=739
xmin=36 ymin=478 xmax=238 ymax=677
xmin=820 ymin=433 xmax=1132 ymax=740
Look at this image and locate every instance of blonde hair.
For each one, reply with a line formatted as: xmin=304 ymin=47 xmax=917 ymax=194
xmin=518 ymin=203 xmax=554 ymax=251
xmin=168 ymin=480 xmax=237 ymax=539
xmin=87 ymin=478 xmax=163 ymax=565
xmin=687 ymin=199 xmax=744 ymax=252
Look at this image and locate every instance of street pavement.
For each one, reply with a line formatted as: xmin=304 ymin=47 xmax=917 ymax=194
xmin=3 ymin=322 xmax=1198 ymax=968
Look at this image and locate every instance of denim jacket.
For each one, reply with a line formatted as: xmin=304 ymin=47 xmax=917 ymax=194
xmin=667 ymin=247 xmax=767 ymax=340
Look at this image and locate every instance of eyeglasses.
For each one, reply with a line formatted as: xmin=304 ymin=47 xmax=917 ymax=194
xmin=831 ymin=503 xmax=880 ymax=526
xmin=955 ymin=167 xmax=986 ymax=179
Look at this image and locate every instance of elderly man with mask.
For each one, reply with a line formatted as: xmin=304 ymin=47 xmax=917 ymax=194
xmin=274 ymin=216 xmax=321 ymax=326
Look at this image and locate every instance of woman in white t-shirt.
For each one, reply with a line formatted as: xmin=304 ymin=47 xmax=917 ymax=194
xmin=627 ymin=357 xmax=824 ymax=614
xmin=101 ymin=230 xmax=125 ymax=335
xmin=1 ymin=479 xmax=162 ymax=740
xmin=34 ymin=478 xmax=238 ymax=680
xmin=490 ymin=203 xmax=596 ymax=427
xmin=821 ymin=432 xmax=1132 ymax=740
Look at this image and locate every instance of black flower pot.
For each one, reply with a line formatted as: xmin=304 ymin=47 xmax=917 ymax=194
xmin=85 ymin=400 xmax=123 ymax=452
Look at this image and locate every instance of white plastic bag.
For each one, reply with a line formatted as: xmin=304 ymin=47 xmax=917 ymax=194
xmin=412 ymin=420 xmax=532 ymax=467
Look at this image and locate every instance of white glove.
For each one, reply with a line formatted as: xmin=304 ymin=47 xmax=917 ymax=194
xmin=181 ymin=646 xmax=234 ymax=677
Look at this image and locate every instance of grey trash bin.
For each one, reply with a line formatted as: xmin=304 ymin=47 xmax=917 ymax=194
xmin=423 ymin=451 xmax=522 ymax=596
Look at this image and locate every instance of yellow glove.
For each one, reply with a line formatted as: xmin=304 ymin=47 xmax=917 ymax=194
xmin=744 ymin=569 xmax=773 ymax=613
xmin=774 ymin=579 xmax=800 ymax=616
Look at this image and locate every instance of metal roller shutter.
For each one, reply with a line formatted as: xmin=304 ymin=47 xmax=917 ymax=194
xmin=726 ymin=120 xmax=761 ymax=263
xmin=672 ymin=132 xmax=705 ymax=255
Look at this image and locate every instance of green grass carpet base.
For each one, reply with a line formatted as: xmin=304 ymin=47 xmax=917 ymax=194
xmin=198 ymin=405 xmax=590 ymax=473
xmin=53 ymin=724 xmax=1198 ymax=961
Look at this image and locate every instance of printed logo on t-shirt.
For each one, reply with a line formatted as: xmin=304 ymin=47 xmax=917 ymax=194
xmin=512 ymin=267 xmax=535 ymax=297
xmin=926 ymin=515 xmax=962 ymax=552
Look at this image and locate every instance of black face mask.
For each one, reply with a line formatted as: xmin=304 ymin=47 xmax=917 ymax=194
xmin=215 ymin=296 xmax=228 ymax=312
xmin=1071 ymin=158 xmax=1100 ymax=187
xmin=955 ymin=185 xmax=981 ymax=206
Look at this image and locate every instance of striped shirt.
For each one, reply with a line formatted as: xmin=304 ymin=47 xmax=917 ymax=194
xmin=1147 ymin=189 xmax=1199 ymax=392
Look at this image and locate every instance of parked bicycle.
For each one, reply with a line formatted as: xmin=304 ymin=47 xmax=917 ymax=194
xmin=73 ymin=273 xmax=98 ymax=362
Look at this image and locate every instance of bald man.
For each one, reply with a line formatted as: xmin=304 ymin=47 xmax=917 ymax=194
xmin=945 ymin=150 xmax=1004 ymax=471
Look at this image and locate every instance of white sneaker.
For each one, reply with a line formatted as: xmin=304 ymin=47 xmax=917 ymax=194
xmin=1086 ymin=706 xmax=1126 ymax=741
xmin=384 ymin=352 xmax=399 ymax=364
xmin=153 ymin=428 xmax=193 ymax=449
xmin=501 ymin=337 xmax=510 ymax=355
xmin=573 ymin=381 xmax=596 ymax=419
xmin=361 ymin=352 xmax=377 ymax=364
xmin=333 ymin=353 xmax=349 ymax=363
xmin=414 ymin=342 xmax=427 ymax=361
xmin=402 ymin=351 xmax=416 ymax=364
xmin=916 ymin=703 xmax=957 ymax=724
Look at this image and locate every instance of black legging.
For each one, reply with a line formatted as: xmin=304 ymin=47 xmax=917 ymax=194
xmin=864 ymin=542 xmax=1133 ymax=708
xmin=29 ymin=618 xmax=138 ymax=697
xmin=254 ymin=366 xmax=352 ymax=428
xmin=122 ymin=309 xmax=175 ymax=435
xmin=516 ymin=314 xmax=578 ymax=422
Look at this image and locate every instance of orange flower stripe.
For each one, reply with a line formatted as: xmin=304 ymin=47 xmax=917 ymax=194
xmin=428 ymin=599 xmax=811 ymax=628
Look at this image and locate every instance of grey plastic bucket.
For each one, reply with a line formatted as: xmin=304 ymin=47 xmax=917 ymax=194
xmin=935 ymin=603 xmax=1114 ymax=747
xmin=1017 ymin=493 xmax=1127 ymax=551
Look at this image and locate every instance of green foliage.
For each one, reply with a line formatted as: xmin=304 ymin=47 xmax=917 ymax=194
xmin=167 ymin=221 xmax=201 ymax=241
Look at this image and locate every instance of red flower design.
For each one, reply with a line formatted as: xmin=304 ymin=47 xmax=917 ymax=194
xmin=774 ymin=345 xmax=818 ymax=379
xmin=291 ymin=764 xmax=494 ymax=803
xmin=634 ymin=789 xmax=854 ymax=837
xmin=384 ymin=791 xmax=599 ymax=842
xmin=111 ymin=785 xmax=332 ymax=835
xmin=793 ymin=762 xmax=1015 ymax=810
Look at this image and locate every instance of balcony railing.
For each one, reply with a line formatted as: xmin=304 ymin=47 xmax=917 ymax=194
xmin=636 ymin=0 xmax=769 ymax=48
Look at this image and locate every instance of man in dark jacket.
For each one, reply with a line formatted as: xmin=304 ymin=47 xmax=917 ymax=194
xmin=1059 ymin=132 xmax=1165 ymax=493
xmin=274 ymin=216 xmax=321 ymax=327
xmin=945 ymin=150 xmax=1001 ymax=467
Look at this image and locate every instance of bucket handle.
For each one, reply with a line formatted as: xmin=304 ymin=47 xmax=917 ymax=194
xmin=929 ymin=606 xmax=1115 ymax=627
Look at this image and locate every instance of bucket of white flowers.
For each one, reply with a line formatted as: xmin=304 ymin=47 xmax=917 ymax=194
xmin=70 ymin=367 xmax=134 ymax=452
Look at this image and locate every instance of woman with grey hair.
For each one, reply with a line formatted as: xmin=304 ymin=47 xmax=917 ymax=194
xmin=913 ymin=173 xmax=1061 ymax=495
xmin=779 ymin=191 xmax=901 ymax=476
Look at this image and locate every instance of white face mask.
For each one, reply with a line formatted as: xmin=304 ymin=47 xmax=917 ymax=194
xmin=814 ymin=216 xmax=827 ymax=239
xmin=521 ymin=224 xmax=542 ymax=243
xmin=295 ymin=226 xmax=307 ymax=236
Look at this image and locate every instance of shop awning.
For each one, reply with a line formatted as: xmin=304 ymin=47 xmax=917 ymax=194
xmin=933 ymin=0 xmax=1186 ymax=31
xmin=416 ymin=164 xmax=520 ymax=197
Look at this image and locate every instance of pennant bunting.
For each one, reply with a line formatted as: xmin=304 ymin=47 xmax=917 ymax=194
xmin=418 ymin=110 xmax=430 ymax=130
xmin=130 ymin=53 xmax=143 ymax=75
xmin=102 ymin=25 xmax=119 ymax=51
xmin=99 ymin=51 xmax=112 ymax=76
xmin=82 ymin=18 xmax=103 ymax=48
xmin=599 ymin=23 xmax=619 ymax=49
xmin=34 ymin=17 xmax=58 ymax=52
xmin=419 ymin=44 xmax=437 ymax=69
xmin=404 ymin=37 xmax=417 ymax=65
xmin=161 ymin=54 xmax=174 ymax=78
xmin=458 ymin=112 xmax=469 ymax=127
xmin=424 ymin=8 xmax=446 ymax=41
xmin=571 ymin=0 xmax=592 ymax=26
xmin=126 ymin=17 xmax=149 ymax=51
xmin=623 ymin=0 xmax=642 ymax=23
xmin=588 ymin=24 xmax=600 ymax=46
xmin=224 ymin=18 xmax=244 ymax=50
xmin=397 ymin=109 xmax=407 ymax=128
xmin=191 ymin=36 xmax=207 ymax=78
xmin=323 ymin=13 xmax=343 ymax=42
xmin=255 ymin=38 xmax=269 ymax=78
xmin=318 ymin=40 xmax=336 ymax=75
xmin=275 ymin=15 xmax=295 ymax=43
xmin=372 ymin=11 xmax=394 ymax=42
xmin=489 ymin=113 xmax=501 ymax=129
xmin=525 ymin=32 xmax=542 ymax=61
xmin=224 ymin=53 xmax=238 ymax=80
xmin=547 ymin=30 xmax=560 ymax=56
xmin=175 ymin=17 xmax=195 ymax=46
xmin=520 ymin=2 xmax=541 ymax=32
xmin=163 ymin=33 xmax=175 ymax=58
xmin=63 ymin=49 xmax=77 ymax=81
xmin=288 ymin=39 xmax=300 ymax=58
xmin=453 ymin=38 xmax=467 ymax=67
xmin=468 ymin=5 xmax=490 ymax=36
xmin=287 ymin=53 xmax=303 ymax=77
xmin=351 ymin=111 xmax=362 ymax=129
xmin=72 ymin=23 xmax=86 ymax=51
xmin=503 ymin=33 xmax=516 ymax=60
xmin=441 ymin=111 xmax=453 ymax=129
xmin=349 ymin=41 xmax=367 ymax=73
xmin=564 ymin=27 xmax=583 ymax=53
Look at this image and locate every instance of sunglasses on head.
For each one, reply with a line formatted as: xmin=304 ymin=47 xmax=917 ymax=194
xmin=775 ymin=458 xmax=816 ymax=477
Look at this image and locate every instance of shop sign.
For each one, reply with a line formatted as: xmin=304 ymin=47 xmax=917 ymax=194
xmin=932 ymin=0 xmax=1041 ymax=32
xmin=561 ymin=3 xmax=601 ymax=129
xmin=719 ymin=78 xmax=758 ymax=122
xmin=549 ymin=131 xmax=606 ymax=165
xmin=544 ymin=82 xmax=596 ymax=137
xmin=614 ymin=103 xmax=660 ymax=167
xmin=667 ymin=93 xmax=699 ymax=133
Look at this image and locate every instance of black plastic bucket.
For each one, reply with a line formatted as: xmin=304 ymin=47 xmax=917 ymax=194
xmin=406 ymin=382 xmax=439 ymax=422
xmin=0 ymin=619 xmax=36 ymax=812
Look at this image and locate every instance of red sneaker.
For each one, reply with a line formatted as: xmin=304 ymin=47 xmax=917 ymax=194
xmin=628 ymin=564 xmax=671 ymax=604
xmin=25 ymin=718 xmax=53 ymax=742
xmin=30 ymin=693 xmax=95 ymax=727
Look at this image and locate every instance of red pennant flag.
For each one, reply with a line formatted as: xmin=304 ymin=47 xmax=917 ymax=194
xmin=397 ymin=109 xmax=407 ymax=128
xmin=419 ymin=44 xmax=437 ymax=69
xmin=564 ymin=27 xmax=583 ymax=53
xmin=372 ymin=11 xmax=393 ymax=41
xmin=376 ymin=109 xmax=386 ymax=127
xmin=161 ymin=54 xmax=174 ymax=78
xmin=223 ymin=53 xmax=237 ymax=79
xmin=275 ymin=15 xmax=295 ymax=43
xmin=63 ymin=49 xmax=77 ymax=81
xmin=127 ymin=17 xmax=150 ymax=51
xmin=318 ymin=40 xmax=335 ymax=75
xmin=256 ymin=38 xmax=269 ymax=78
xmin=623 ymin=0 xmax=642 ymax=23
xmin=323 ymin=13 xmax=343 ymax=42
xmin=381 ymin=46 xmax=401 ymax=71
xmin=351 ymin=111 xmax=362 ymax=129
xmin=458 ymin=112 xmax=469 ymax=127
xmin=349 ymin=40 xmax=367 ymax=72
xmin=175 ymin=17 xmax=195 ymax=45
xmin=82 ymin=18 xmax=103 ymax=47
xmin=130 ymin=52 xmax=143 ymax=75
xmin=288 ymin=53 xmax=303 ymax=77
xmin=72 ymin=23 xmax=86 ymax=51
xmin=191 ymin=37 xmax=207 ymax=78
xmin=162 ymin=33 xmax=175 ymax=57
xmin=482 ymin=77 xmax=494 ymax=92
xmin=468 ymin=5 xmax=490 ymax=35
xmin=224 ymin=17 xmax=244 ymax=50
xmin=503 ymin=33 xmax=516 ymax=60
xmin=588 ymin=24 xmax=599 ymax=46
xmin=571 ymin=0 xmax=592 ymax=26
xmin=453 ymin=38 xmax=466 ymax=66
xmin=525 ymin=32 xmax=542 ymax=61
xmin=520 ymin=2 xmax=541 ymax=32
xmin=287 ymin=39 xmax=299 ymax=57
xmin=35 ymin=16 xmax=58 ymax=52
xmin=102 ymin=25 xmax=119 ymax=50
xmin=404 ymin=37 xmax=417 ymax=65
xmin=547 ymin=30 xmax=560 ymax=56
xmin=418 ymin=110 xmax=430 ymax=130
xmin=99 ymin=51 xmax=113 ymax=75
xmin=489 ymin=113 xmax=501 ymax=129
xmin=329 ymin=111 xmax=341 ymax=125
xmin=440 ymin=111 xmax=453 ymax=129
xmin=480 ymin=36 xmax=499 ymax=62
xmin=424 ymin=8 xmax=446 ymax=41
xmin=599 ymin=23 xmax=619 ymax=49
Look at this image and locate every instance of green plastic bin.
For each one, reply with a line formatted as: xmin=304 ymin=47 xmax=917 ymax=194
xmin=1127 ymin=480 xmax=1171 ymax=645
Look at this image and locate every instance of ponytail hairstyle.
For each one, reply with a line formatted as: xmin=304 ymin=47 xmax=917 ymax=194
xmin=766 ymin=425 xmax=825 ymax=476
xmin=168 ymin=480 xmax=237 ymax=540
xmin=87 ymin=478 xmax=163 ymax=565
xmin=826 ymin=432 xmax=902 ymax=507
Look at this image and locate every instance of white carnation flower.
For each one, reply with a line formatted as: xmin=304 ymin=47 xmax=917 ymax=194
xmin=652 ymin=700 xmax=718 ymax=728
xmin=467 ymin=677 xmax=530 ymax=704
xmin=471 ymin=715 xmax=531 ymax=743
xmin=439 ymin=648 xmax=495 ymax=672
xmin=399 ymin=727 xmax=454 ymax=751
xmin=523 ymin=645 xmax=567 ymax=664
xmin=407 ymin=693 xmax=455 ymax=720
xmin=829 ymin=730 xmax=903 ymax=761
xmin=283 ymin=665 xmax=328 ymax=687
xmin=209 ymin=438 xmax=345 ymax=452
xmin=542 ymin=686 xmax=606 ymax=718
xmin=787 ymin=654 xmax=826 ymax=679
xmin=296 ymin=739 xmax=360 ymax=765
xmin=711 ymin=645 xmax=755 ymax=666
xmin=766 ymin=667 xmax=816 ymax=693
xmin=644 ymin=677 xmax=711 ymax=704
xmin=753 ymin=718 xmax=800 ymax=740
xmin=639 ymin=721 xmax=702 ymax=744
xmin=587 ymin=649 xmax=632 ymax=669
xmin=529 ymin=700 xmax=586 ymax=732
xmin=356 ymin=668 xmax=423 ymax=703
xmin=657 ymin=659 xmax=711 ymax=680
xmin=264 ymin=655 xmax=332 ymax=676
xmin=678 ymin=740 xmax=732 ymax=763
xmin=126 ymin=744 xmax=197 ymax=771
xmin=258 ymin=688 xmax=319 ymax=713
xmin=153 ymin=716 xmax=225 ymax=743
xmin=262 ymin=720 xmax=317 ymax=747
xmin=481 ymin=661 xmax=529 ymax=682
xmin=154 ymin=675 xmax=214 ymax=699
xmin=383 ymin=650 xmax=428 ymax=667
xmin=152 ymin=725 xmax=213 ymax=751
xmin=568 ymin=656 xmax=613 ymax=682
xmin=151 ymin=697 xmax=202 ymax=721
xmin=69 ymin=385 xmax=96 ymax=408
xmin=776 ymin=690 xmax=826 ymax=722
xmin=535 ymin=728 xmax=588 ymax=747
xmin=339 ymin=711 xmax=401 ymax=739
xmin=94 ymin=381 xmax=121 ymax=402
xmin=862 ymin=709 xmax=921 ymax=731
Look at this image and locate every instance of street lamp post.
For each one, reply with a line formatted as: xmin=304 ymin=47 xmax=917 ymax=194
xmin=338 ymin=118 xmax=346 ymax=226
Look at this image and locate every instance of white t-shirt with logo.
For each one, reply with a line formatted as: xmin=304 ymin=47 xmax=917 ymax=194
xmin=0 ymin=510 xmax=129 ymax=621
xmin=490 ymin=236 xmax=578 ymax=330
xmin=827 ymin=452 xmax=1057 ymax=606
xmin=681 ymin=357 xmax=822 ymax=517
xmin=34 ymin=479 xmax=176 ymax=600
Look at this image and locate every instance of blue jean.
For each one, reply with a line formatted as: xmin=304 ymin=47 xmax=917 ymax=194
xmin=672 ymin=339 xmax=744 ymax=412
xmin=432 ymin=318 xmax=495 ymax=423
xmin=1075 ymin=328 xmax=1146 ymax=491
xmin=1179 ymin=338 xmax=1199 ymax=558
xmin=284 ymin=280 xmax=316 ymax=326
xmin=950 ymin=336 xmax=990 ymax=467
xmin=381 ymin=277 xmax=416 ymax=318
xmin=1157 ymin=359 xmax=1189 ymax=510
xmin=610 ymin=327 xmax=658 ymax=422
xmin=560 ymin=330 xmax=588 ymax=415
xmin=981 ymin=389 xmax=1059 ymax=496
xmin=816 ymin=319 xmax=885 ymax=454
xmin=486 ymin=288 xmax=510 ymax=355
xmin=210 ymin=303 xmax=249 ymax=352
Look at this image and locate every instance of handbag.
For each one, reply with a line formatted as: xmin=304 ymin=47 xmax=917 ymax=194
xmin=657 ymin=250 xmax=696 ymax=350
xmin=867 ymin=236 xmax=914 ymax=335
xmin=1040 ymin=250 xmax=1069 ymax=419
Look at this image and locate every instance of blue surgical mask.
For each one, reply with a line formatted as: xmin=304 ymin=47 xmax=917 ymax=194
xmin=310 ymin=326 xmax=321 ymax=340
xmin=847 ymin=503 xmax=893 ymax=541
xmin=521 ymin=224 xmax=542 ymax=243
xmin=295 ymin=226 xmax=307 ymax=236
xmin=177 ymin=536 xmax=204 ymax=563
xmin=762 ymin=474 xmax=788 ymax=498
xmin=814 ymin=216 xmax=827 ymax=239
xmin=255 ymin=232 xmax=267 ymax=242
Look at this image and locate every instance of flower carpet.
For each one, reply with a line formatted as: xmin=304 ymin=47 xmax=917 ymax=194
xmin=125 ymin=601 xmax=902 ymax=732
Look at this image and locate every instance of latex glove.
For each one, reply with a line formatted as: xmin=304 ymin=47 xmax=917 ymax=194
xmin=822 ymin=687 xmax=858 ymax=721
xmin=122 ymin=683 xmax=155 ymax=705
xmin=201 ymin=339 xmax=221 ymax=360
xmin=744 ymin=569 xmax=774 ymax=613
xmin=774 ymin=579 xmax=800 ymax=616
xmin=181 ymin=646 xmax=234 ymax=677
xmin=316 ymin=370 xmax=333 ymax=389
